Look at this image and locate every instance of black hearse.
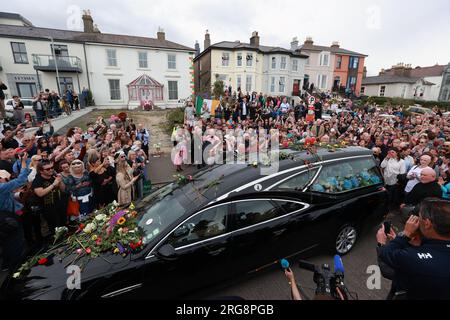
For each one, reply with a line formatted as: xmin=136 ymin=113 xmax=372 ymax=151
xmin=3 ymin=146 xmax=387 ymax=299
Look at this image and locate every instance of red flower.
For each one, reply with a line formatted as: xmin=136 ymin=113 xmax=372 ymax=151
xmin=38 ymin=258 xmax=48 ymax=265
xmin=79 ymin=224 xmax=85 ymax=230
xmin=85 ymin=248 xmax=92 ymax=254
xmin=96 ymin=238 xmax=102 ymax=246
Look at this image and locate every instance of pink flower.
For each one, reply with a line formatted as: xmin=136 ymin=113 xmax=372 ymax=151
xmin=76 ymin=249 xmax=83 ymax=255
xmin=86 ymin=248 xmax=92 ymax=254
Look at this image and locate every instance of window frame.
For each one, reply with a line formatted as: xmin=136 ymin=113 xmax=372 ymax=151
xmin=229 ymin=199 xmax=310 ymax=233
xmin=108 ymin=79 xmax=121 ymax=100
xmin=138 ymin=51 xmax=148 ymax=69
xmin=168 ymin=80 xmax=178 ymax=100
xmin=379 ymin=85 xmax=386 ymax=97
xmin=308 ymin=157 xmax=383 ymax=195
xmin=168 ymin=54 xmax=177 ymax=70
xmin=106 ymin=49 xmax=118 ymax=67
xmin=336 ymin=56 xmax=342 ymax=69
xmin=246 ymin=53 xmax=253 ymax=67
xmin=319 ymin=52 xmax=330 ymax=67
xmin=222 ymin=52 xmax=230 ymax=67
xmin=279 ymin=76 xmax=286 ymax=92
xmin=245 ymin=75 xmax=252 ymax=92
xmin=280 ymin=56 xmax=287 ymax=70
xmin=292 ymin=59 xmax=298 ymax=72
xmin=271 ymin=57 xmax=276 ymax=69
xmin=165 ymin=203 xmax=230 ymax=249
xmin=236 ymin=75 xmax=242 ymax=90
xmin=270 ymin=77 xmax=275 ymax=93
xmin=237 ymin=53 xmax=242 ymax=67
xmin=11 ymin=42 xmax=28 ymax=64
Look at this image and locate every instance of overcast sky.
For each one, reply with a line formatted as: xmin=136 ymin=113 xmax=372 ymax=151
xmin=6 ymin=0 xmax=450 ymax=76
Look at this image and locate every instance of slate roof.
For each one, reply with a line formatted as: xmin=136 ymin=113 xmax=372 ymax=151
xmin=0 ymin=24 xmax=195 ymax=51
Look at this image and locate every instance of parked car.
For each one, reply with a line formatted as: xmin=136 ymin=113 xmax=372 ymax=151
xmin=3 ymin=146 xmax=388 ymax=300
xmin=5 ymin=98 xmax=34 ymax=112
xmin=406 ymin=105 xmax=434 ymax=116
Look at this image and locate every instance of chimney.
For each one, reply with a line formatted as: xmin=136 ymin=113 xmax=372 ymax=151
xmin=331 ymin=41 xmax=340 ymax=49
xmin=379 ymin=68 xmax=386 ymax=76
xmin=363 ymin=66 xmax=367 ymax=78
xmin=82 ymin=10 xmax=94 ymax=33
xmin=204 ymin=30 xmax=211 ymax=50
xmin=392 ymin=62 xmax=412 ymax=77
xmin=304 ymin=37 xmax=314 ymax=46
xmin=250 ymin=31 xmax=260 ymax=47
xmin=157 ymin=27 xmax=165 ymax=41
xmin=93 ymin=24 xmax=101 ymax=33
xmin=194 ymin=41 xmax=200 ymax=57
xmin=290 ymin=37 xmax=299 ymax=51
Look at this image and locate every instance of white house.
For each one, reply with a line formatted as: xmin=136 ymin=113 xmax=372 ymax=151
xmin=362 ymin=63 xmax=450 ymax=101
xmin=194 ymin=31 xmax=308 ymax=97
xmin=0 ymin=11 xmax=195 ymax=109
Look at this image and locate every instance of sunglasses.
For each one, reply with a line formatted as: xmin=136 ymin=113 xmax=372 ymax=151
xmin=42 ymin=166 xmax=53 ymax=171
xmin=71 ymin=161 xmax=83 ymax=165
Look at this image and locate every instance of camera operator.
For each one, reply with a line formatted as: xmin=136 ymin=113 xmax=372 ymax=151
xmin=377 ymin=198 xmax=450 ymax=299
xmin=0 ymin=152 xmax=30 ymax=271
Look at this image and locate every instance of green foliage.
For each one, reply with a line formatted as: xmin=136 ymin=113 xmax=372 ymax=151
xmin=212 ymin=80 xmax=225 ymax=100
xmin=163 ymin=107 xmax=185 ymax=134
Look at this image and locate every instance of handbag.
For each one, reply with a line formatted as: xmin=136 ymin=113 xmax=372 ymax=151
xmin=67 ymin=197 xmax=80 ymax=217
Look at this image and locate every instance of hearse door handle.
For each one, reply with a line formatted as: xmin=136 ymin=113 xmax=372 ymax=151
xmin=272 ymin=228 xmax=287 ymax=237
xmin=208 ymin=247 xmax=226 ymax=256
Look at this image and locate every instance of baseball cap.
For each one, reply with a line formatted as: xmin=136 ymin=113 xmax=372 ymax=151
xmin=14 ymin=147 xmax=27 ymax=154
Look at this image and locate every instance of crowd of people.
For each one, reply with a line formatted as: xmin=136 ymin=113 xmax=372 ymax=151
xmin=179 ymin=89 xmax=450 ymax=210
xmin=0 ymin=79 xmax=90 ymax=127
xmin=0 ymin=114 xmax=150 ymax=271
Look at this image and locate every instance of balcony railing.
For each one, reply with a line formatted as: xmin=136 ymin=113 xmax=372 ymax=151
xmin=32 ymin=54 xmax=82 ymax=73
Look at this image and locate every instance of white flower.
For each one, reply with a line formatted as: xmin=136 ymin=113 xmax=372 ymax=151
xmin=95 ymin=214 xmax=107 ymax=222
xmin=13 ymin=272 xmax=21 ymax=279
xmin=118 ymin=228 xmax=123 ymax=234
xmin=84 ymin=222 xmax=97 ymax=234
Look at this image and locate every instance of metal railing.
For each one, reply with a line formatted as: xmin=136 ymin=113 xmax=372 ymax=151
xmin=32 ymin=54 xmax=82 ymax=72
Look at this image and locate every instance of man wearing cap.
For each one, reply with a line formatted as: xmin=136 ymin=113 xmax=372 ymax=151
xmin=0 ymin=152 xmax=30 ymax=271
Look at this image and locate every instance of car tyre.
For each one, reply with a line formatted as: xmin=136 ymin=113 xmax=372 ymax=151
xmin=332 ymin=224 xmax=358 ymax=256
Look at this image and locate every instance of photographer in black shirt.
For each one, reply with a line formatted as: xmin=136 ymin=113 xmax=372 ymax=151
xmin=377 ymin=198 xmax=450 ymax=299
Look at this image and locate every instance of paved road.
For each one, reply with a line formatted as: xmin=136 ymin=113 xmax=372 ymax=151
xmin=146 ymin=155 xmax=396 ymax=300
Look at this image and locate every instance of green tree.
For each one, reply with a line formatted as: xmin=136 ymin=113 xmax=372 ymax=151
xmin=212 ymin=80 xmax=225 ymax=100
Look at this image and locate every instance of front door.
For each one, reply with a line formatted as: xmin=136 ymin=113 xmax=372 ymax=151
xmin=139 ymin=88 xmax=153 ymax=104
xmin=293 ymin=80 xmax=300 ymax=96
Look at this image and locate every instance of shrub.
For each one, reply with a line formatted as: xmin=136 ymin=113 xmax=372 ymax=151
xmin=163 ymin=108 xmax=184 ymax=135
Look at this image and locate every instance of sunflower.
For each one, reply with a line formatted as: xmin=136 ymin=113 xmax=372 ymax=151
xmin=117 ymin=217 xmax=126 ymax=225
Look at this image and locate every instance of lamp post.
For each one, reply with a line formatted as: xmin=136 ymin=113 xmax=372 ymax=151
xmin=48 ymin=36 xmax=61 ymax=94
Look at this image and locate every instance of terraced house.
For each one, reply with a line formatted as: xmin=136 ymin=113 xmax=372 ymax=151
xmin=0 ymin=11 xmax=195 ymax=109
xmin=193 ymin=31 xmax=309 ymax=97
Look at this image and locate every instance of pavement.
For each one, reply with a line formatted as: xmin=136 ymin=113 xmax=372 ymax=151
xmin=25 ymin=108 xmax=93 ymax=135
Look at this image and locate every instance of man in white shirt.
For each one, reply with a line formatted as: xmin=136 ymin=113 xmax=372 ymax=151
xmin=240 ymin=97 xmax=248 ymax=121
xmin=404 ymin=154 xmax=432 ymax=194
xmin=280 ymin=97 xmax=291 ymax=114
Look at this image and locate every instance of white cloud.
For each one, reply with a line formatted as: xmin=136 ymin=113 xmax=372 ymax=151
xmin=5 ymin=0 xmax=450 ymax=75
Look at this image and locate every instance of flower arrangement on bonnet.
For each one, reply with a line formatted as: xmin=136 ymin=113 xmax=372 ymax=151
xmin=13 ymin=201 xmax=144 ymax=279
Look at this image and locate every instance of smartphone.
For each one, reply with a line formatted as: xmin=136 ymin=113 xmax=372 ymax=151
xmin=383 ymin=221 xmax=392 ymax=235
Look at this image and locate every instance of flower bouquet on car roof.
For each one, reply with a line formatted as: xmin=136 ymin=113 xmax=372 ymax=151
xmin=13 ymin=201 xmax=144 ymax=279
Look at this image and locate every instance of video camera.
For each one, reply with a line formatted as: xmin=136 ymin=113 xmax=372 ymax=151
xmin=282 ymin=255 xmax=356 ymax=300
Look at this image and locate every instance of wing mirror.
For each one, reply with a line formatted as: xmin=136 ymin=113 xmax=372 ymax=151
xmin=173 ymin=225 xmax=190 ymax=238
xmin=157 ymin=244 xmax=177 ymax=260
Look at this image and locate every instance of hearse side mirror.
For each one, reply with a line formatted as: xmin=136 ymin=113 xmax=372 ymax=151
xmin=157 ymin=244 xmax=177 ymax=259
xmin=173 ymin=225 xmax=190 ymax=238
